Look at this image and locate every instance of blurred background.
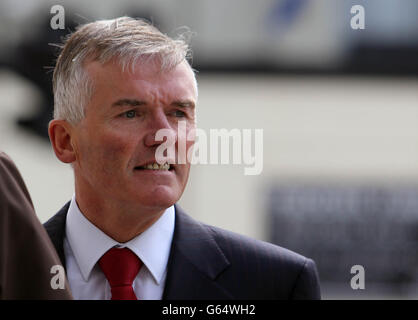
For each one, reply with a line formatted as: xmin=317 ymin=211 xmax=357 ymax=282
xmin=0 ymin=0 xmax=417 ymax=299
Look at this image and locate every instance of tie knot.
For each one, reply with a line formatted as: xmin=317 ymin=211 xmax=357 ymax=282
xmin=98 ymin=247 xmax=142 ymax=297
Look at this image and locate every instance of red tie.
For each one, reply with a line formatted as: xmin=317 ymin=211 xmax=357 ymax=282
xmin=98 ymin=247 xmax=142 ymax=300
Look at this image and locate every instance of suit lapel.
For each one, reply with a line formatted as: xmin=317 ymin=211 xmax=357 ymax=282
xmin=163 ymin=206 xmax=233 ymax=299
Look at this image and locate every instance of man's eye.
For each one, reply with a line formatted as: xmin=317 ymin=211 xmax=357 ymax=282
xmin=124 ymin=110 xmax=136 ymax=118
xmin=174 ymin=110 xmax=186 ymax=118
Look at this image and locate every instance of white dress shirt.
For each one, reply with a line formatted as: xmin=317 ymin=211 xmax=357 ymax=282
xmin=64 ymin=195 xmax=175 ymax=300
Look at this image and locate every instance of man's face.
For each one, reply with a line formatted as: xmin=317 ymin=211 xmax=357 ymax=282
xmin=71 ymin=58 xmax=197 ymax=212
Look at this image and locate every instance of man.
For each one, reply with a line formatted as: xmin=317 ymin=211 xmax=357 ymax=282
xmin=44 ymin=16 xmax=321 ymax=300
xmin=0 ymin=152 xmax=72 ymax=299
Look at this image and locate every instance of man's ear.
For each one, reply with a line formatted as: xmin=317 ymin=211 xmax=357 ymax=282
xmin=48 ymin=119 xmax=77 ymax=164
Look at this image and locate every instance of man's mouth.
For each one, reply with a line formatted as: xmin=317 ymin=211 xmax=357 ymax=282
xmin=135 ymin=162 xmax=172 ymax=171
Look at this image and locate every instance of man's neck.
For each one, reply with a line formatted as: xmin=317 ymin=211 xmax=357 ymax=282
xmin=74 ymin=191 xmax=166 ymax=243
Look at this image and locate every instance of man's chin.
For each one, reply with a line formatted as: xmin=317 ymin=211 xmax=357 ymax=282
xmin=134 ymin=189 xmax=179 ymax=210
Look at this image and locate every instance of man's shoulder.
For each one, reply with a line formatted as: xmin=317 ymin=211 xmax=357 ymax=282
xmin=204 ymin=221 xmax=310 ymax=268
xmin=176 ymin=206 xmax=314 ymax=272
xmin=182 ymin=214 xmax=321 ymax=299
xmin=43 ymin=202 xmax=69 ymax=233
xmin=175 ymin=206 xmax=311 ymax=268
xmin=42 ymin=202 xmax=70 ymax=265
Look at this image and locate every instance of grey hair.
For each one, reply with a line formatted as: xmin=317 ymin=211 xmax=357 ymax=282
xmin=53 ymin=16 xmax=195 ymax=124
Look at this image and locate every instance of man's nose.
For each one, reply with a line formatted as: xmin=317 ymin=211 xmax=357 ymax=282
xmin=144 ymin=111 xmax=177 ymax=147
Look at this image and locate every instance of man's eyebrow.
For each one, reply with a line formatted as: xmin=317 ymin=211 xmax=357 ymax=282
xmin=112 ymin=99 xmax=146 ymax=107
xmin=171 ymin=100 xmax=195 ymax=109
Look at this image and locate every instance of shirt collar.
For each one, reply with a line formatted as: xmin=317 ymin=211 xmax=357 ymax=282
xmin=65 ymin=195 xmax=175 ymax=284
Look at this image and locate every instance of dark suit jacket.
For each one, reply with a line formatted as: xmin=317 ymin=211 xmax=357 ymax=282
xmin=0 ymin=152 xmax=72 ymax=299
xmin=44 ymin=203 xmax=321 ymax=299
